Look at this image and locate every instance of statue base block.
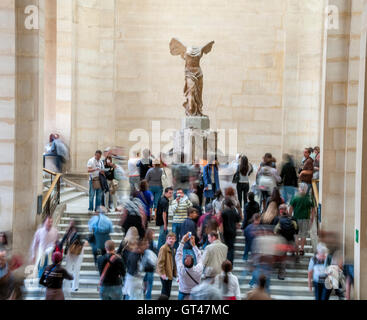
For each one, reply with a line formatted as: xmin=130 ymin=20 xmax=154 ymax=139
xmin=182 ymin=116 xmax=210 ymax=130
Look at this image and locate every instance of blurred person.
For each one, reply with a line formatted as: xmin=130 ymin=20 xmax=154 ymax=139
xmin=245 ymin=275 xmax=272 ymax=300
xmin=136 ymin=180 xmax=154 ymax=224
xmin=157 ymin=232 xmax=177 ymax=299
xmin=197 ymin=203 xmax=220 ymax=248
xmin=241 ymin=192 xmax=260 ymax=228
xmin=128 ymin=151 xmax=141 ymax=193
xmin=176 ymin=232 xmax=204 ymax=300
xmin=145 ymin=159 xmax=164 ymax=214
xmin=98 ymin=240 xmax=125 ymax=300
xmin=190 ymin=162 xmax=204 ymax=206
xmin=214 ymin=260 xmax=241 ymax=300
xmin=308 ymin=243 xmax=332 ymax=300
xmin=212 ymin=189 xmax=224 ymax=217
xmin=179 ymin=208 xmax=200 ymax=264
xmin=122 ymin=238 xmax=148 ymax=300
xmin=143 ymin=229 xmax=158 ymax=300
xmin=60 ymin=220 xmax=86 ymax=293
xmin=221 ymin=197 xmax=241 ymax=264
xmin=256 ymin=153 xmax=281 ymax=211
xmin=264 ymin=187 xmax=284 ymax=212
xmin=260 ymin=201 xmax=280 ymax=227
xmin=118 ymin=196 xmax=146 ymax=240
xmin=30 ymin=216 xmax=58 ymax=280
xmin=289 ymin=183 xmax=315 ymax=256
xmin=202 ymin=231 xmax=228 ymax=278
xmin=0 ymin=250 xmax=21 ymax=300
xmin=232 ymin=155 xmax=253 ymax=208
xmin=299 ymin=148 xmax=314 ymax=194
xmin=171 ymin=160 xmax=191 ymax=195
xmin=87 ymin=150 xmax=105 ymax=213
xmin=103 ymin=155 xmax=117 ymax=211
xmin=313 ymin=147 xmax=321 ymax=180
xmin=280 ymin=154 xmax=298 ymax=204
xmin=343 ymin=264 xmax=354 ymax=300
xmin=190 ymin=269 xmax=222 ymax=300
xmin=39 ymin=251 xmax=73 ymax=300
xmin=88 ymin=207 xmax=114 ymax=265
xmin=221 ymin=187 xmax=243 ymax=221
xmin=188 ymin=192 xmax=202 ymax=218
xmin=43 ymin=133 xmax=63 ymax=172
xmin=171 ymin=188 xmax=193 ymax=249
xmin=156 ymin=187 xmax=174 ymax=251
xmin=137 ymin=148 xmax=153 ymax=182
xmin=242 ymin=213 xmax=261 ymax=261
xmin=203 ymin=160 xmax=220 ymax=205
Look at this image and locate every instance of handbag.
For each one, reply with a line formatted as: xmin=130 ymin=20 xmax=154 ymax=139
xmin=161 ymin=168 xmax=169 ymax=189
xmin=92 ymin=176 xmax=101 ymax=190
xmin=232 ymin=169 xmax=240 ymax=184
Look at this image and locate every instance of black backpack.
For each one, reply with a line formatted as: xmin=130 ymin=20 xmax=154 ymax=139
xmin=279 ymin=217 xmax=297 ymax=241
xmin=178 ymin=165 xmax=190 ymax=183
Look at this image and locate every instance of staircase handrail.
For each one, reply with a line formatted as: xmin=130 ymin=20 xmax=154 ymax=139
xmin=42 ymin=168 xmax=62 ymax=217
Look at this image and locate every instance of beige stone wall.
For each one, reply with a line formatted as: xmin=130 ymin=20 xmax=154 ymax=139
xmin=0 ymin=0 xmax=15 ymax=233
xmin=66 ymin=0 xmax=325 ymax=173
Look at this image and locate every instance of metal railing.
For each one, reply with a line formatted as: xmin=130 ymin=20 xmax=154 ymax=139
xmin=42 ymin=168 xmax=62 ymax=219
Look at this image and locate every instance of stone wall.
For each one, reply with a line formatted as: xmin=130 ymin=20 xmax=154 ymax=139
xmin=65 ymin=0 xmax=325 ymax=173
xmin=0 ymin=0 xmax=16 ymax=233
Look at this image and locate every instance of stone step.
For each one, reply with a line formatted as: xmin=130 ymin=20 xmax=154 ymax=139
xmin=60 ymin=192 xmax=87 ymax=204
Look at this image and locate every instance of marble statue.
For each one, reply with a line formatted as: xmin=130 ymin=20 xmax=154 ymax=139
xmin=169 ymin=38 xmax=215 ymax=117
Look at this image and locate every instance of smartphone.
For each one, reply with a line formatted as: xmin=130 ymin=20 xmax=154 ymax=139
xmin=188 ymin=232 xmax=192 ymax=239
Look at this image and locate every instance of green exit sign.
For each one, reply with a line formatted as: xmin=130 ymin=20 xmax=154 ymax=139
xmin=356 ymin=229 xmax=359 ymax=243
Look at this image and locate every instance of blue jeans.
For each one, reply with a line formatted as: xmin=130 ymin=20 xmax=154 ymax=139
xmin=88 ymin=179 xmax=103 ymax=211
xmin=144 ymin=272 xmax=154 ymax=300
xmin=158 ymin=225 xmax=168 ymax=251
xmin=183 ymin=248 xmax=197 ymax=265
xmin=313 ymin=282 xmax=332 ymax=300
xmin=249 ymin=264 xmax=271 ymax=293
xmin=172 ymin=223 xmax=182 ymax=249
xmin=99 ymin=285 xmax=122 ymax=300
xmin=178 ymin=291 xmax=191 ymax=300
xmin=150 ymin=186 xmax=163 ymax=210
xmin=243 ymin=241 xmax=251 ymax=261
xmin=282 ymin=186 xmax=297 ymax=204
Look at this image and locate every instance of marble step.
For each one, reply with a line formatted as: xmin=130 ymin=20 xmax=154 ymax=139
xmin=60 ymin=192 xmax=88 ymax=204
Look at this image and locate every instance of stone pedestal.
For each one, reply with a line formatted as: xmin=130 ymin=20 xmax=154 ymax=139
xmin=173 ymin=117 xmax=217 ymax=164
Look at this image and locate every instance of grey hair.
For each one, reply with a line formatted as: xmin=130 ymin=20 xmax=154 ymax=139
xmin=317 ymin=243 xmax=329 ymax=255
xmin=299 ymin=183 xmax=308 ymax=195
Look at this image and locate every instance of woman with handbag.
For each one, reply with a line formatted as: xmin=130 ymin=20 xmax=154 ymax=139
xmin=232 ymin=155 xmax=253 ymax=209
xmin=61 ymin=220 xmax=86 ymax=293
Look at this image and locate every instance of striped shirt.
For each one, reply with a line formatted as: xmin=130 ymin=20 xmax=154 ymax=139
xmin=171 ymin=195 xmax=193 ymax=224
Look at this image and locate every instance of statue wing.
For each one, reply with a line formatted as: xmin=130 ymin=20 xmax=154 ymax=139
xmin=201 ymin=41 xmax=215 ymax=55
xmin=169 ymin=38 xmax=186 ymax=59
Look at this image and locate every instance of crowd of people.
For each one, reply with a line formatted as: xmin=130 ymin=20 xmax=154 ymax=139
xmin=0 ymin=145 xmax=355 ymax=301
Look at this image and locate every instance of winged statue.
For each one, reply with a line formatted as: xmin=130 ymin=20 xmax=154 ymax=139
xmin=169 ymin=38 xmax=215 ymax=117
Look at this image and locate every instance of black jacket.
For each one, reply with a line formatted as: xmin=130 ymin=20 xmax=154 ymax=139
xmin=99 ymin=172 xmax=109 ymax=192
xmin=242 ymin=200 xmax=260 ymax=229
xmin=97 ymin=253 xmax=125 ymax=286
xmin=280 ymin=162 xmax=298 ymax=187
xmin=40 ymin=264 xmax=73 ymax=289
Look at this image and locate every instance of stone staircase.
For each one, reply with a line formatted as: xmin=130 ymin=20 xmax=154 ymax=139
xmin=24 ymin=177 xmax=338 ymax=300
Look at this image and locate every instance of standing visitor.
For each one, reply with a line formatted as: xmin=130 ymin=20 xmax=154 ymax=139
xmin=137 ymin=149 xmax=153 ymax=182
xmin=221 ymin=197 xmax=241 ymax=264
xmin=212 ymin=189 xmax=224 ymax=218
xmin=233 ymin=155 xmax=253 ymax=208
xmin=214 ymin=260 xmax=241 ymax=300
xmin=39 ymin=252 xmax=73 ymax=300
xmin=61 ymin=220 xmax=86 ymax=293
xmin=202 ymin=231 xmax=228 ymax=278
xmin=103 ymin=155 xmax=117 ymax=211
xmin=171 ymin=161 xmax=191 ymax=195
xmin=157 ymin=233 xmax=177 ymax=299
xmin=313 ymin=147 xmax=321 ymax=180
xmin=176 ymin=232 xmax=203 ymax=300
xmin=88 ymin=208 xmax=114 ymax=265
xmin=87 ymin=150 xmax=105 ymax=213
xmin=171 ymin=188 xmax=193 ymax=249
xmin=156 ymin=187 xmax=173 ymax=251
xmin=190 ymin=161 xmax=204 ymax=206
xmin=280 ymin=154 xmax=298 ymax=204
xmin=128 ymin=151 xmax=141 ymax=194
xmin=145 ymin=159 xmax=164 ymax=215
xmin=203 ymin=160 xmax=220 ymax=205
xmin=143 ymin=229 xmax=158 ymax=300
xmin=299 ymin=148 xmax=314 ymax=194
xmin=289 ymin=183 xmax=315 ymax=256
xmin=242 ymin=192 xmax=260 ymax=228
xmin=30 ymin=216 xmax=58 ymax=280
xmin=179 ymin=208 xmax=200 ymax=264
xmin=97 ymin=240 xmax=125 ymax=300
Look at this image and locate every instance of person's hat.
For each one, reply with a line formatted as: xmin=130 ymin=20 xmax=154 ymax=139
xmin=52 ymin=251 xmax=63 ymax=264
xmin=153 ymin=159 xmax=161 ymax=165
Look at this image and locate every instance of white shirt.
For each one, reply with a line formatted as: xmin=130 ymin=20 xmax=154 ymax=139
xmin=128 ymin=157 xmax=140 ymax=177
xmin=30 ymin=226 xmax=58 ymax=262
xmin=214 ymin=272 xmax=241 ymax=300
xmin=87 ymin=157 xmax=104 ymax=180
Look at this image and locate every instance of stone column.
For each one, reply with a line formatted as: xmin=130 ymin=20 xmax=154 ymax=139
xmin=354 ymin=0 xmax=367 ymax=300
xmin=12 ymin=0 xmax=45 ymax=261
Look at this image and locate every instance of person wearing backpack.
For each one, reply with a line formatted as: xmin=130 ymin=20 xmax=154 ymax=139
xmin=308 ymin=243 xmax=333 ymax=300
xmin=172 ymin=162 xmax=191 ymax=195
xmin=39 ymin=251 xmax=73 ymax=300
xmin=88 ymin=208 xmax=114 ymax=265
xmin=203 ymin=161 xmax=220 ymax=205
xmin=97 ymin=240 xmax=126 ymax=300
